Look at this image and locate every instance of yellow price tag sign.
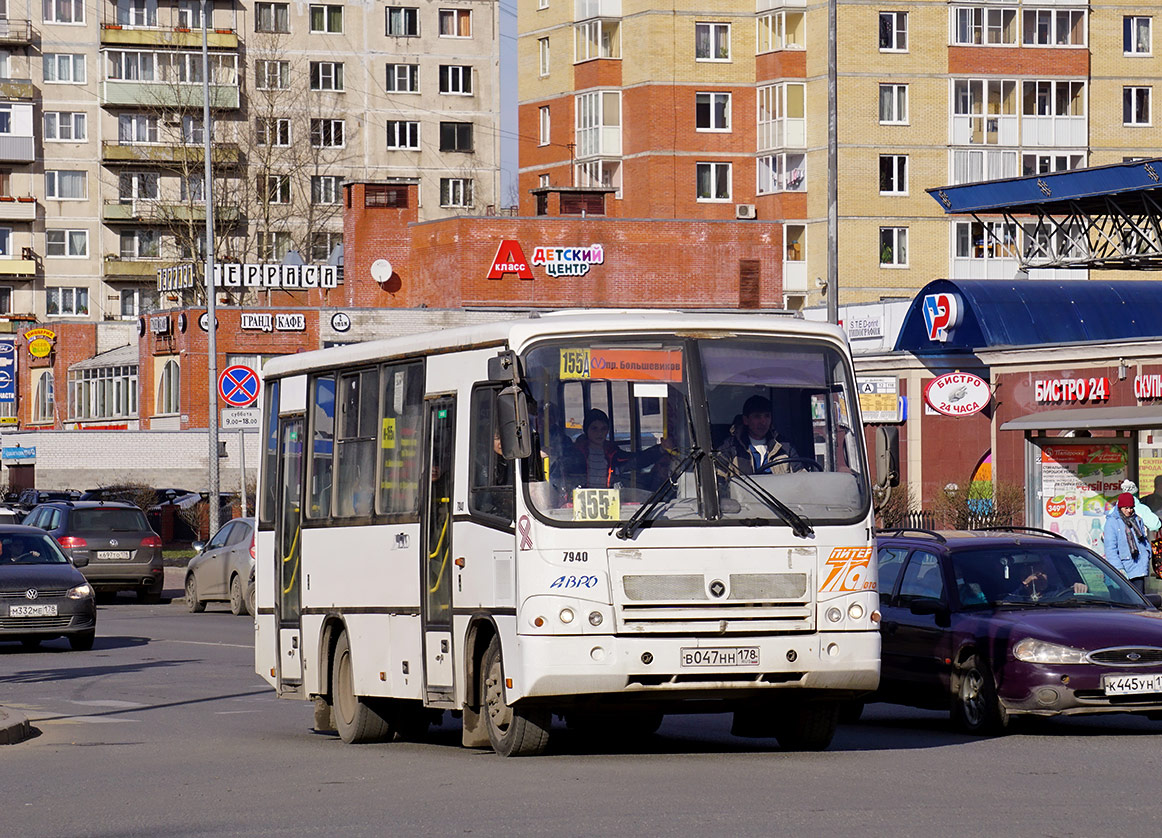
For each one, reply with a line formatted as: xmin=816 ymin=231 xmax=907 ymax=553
xmin=559 ymin=348 xmax=591 ymax=380
xmin=572 ymin=488 xmax=620 ymax=521
xmin=382 ymin=417 xmax=396 ymax=448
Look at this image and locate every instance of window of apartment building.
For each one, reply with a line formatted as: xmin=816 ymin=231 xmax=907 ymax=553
xmin=177 ymin=0 xmax=203 ymax=29
xmin=0 ymin=173 xmax=10 ymax=200
xmin=43 ymin=53 xmax=85 ymax=83
xmin=879 ymin=12 xmax=907 ymax=51
xmin=575 ymin=90 xmax=621 ymax=157
xmin=181 ymin=115 xmax=204 ymax=143
xmin=0 ymin=227 xmax=9 ymax=256
xmin=120 ymin=229 xmax=159 ymax=259
xmin=1126 ymin=16 xmax=1152 ymax=55
xmin=695 ymin=22 xmax=730 ymax=60
xmin=1022 ymin=152 xmax=1084 ymax=177
xmin=312 ymin=175 xmax=341 ymax=204
xmin=1125 ymin=87 xmax=1152 ymax=125
xmin=181 ymin=174 xmax=205 ymax=202
xmin=256 ymin=117 xmax=291 ymax=146
xmin=539 ymin=37 xmax=550 ymax=75
xmin=310 ymin=118 xmax=345 ymax=147
xmin=311 ymin=231 xmax=342 ymax=263
xmin=575 ymin=19 xmax=620 ymax=61
xmin=120 ymin=287 xmax=156 ymax=318
xmin=440 ymin=177 xmax=473 ymax=208
xmin=879 ymin=155 xmax=908 ymax=194
xmin=46 ymin=286 xmax=89 ymax=315
xmin=757 ymin=153 xmax=805 ymax=194
xmin=258 ymin=230 xmax=291 ymax=261
xmin=879 ymin=227 xmax=908 ymax=266
xmin=952 ymin=6 xmax=1016 ymax=46
xmin=258 ymin=174 xmax=291 ymax=204
xmin=575 ymin=159 xmax=621 ymax=196
xmin=157 ymin=359 xmax=180 ymax=415
xmin=386 ymin=6 xmax=419 ymax=36
xmin=45 ymin=111 xmax=86 ymax=141
xmin=310 ymin=61 xmax=344 ymax=91
xmin=439 ymin=121 xmax=473 ymax=152
xmin=107 ymin=50 xmax=155 ymax=81
xmin=115 ymin=0 xmax=156 ymax=27
xmin=695 ymin=92 xmax=730 ymax=131
xmin=70 ymin=363 xmax=139 ymax=421
xmin=364 ymin=184 xmax=408 ymax=207
xmin=1022 ymin=80 xmax=1084 ymax=117
xmin=696 ymin=162 xmax=731 ymax=201
xmin=256 ymin=59 xmax=290 ymax=90
xmin=45 ymin=170 xmax=86 ymax=199
xmin=255 ymin=2 xmax=289 ymax=33
xmin=46 ymin=229 xmax=88 ymax=257
xmin=539 ymin=0 xmax=548 ymax=8
xmin=439 ymin=65 xmax=472 ymax=94
xmin=756 ymin=82 xmax=804 ymax=151
xmin=955 ymin=220 xmax=1018 ymax=261
xmin=539 ymin=106 xmax=550 ymax=145
xmin=33 ymin=371 xmax=54 ymax=424
xmin=119 ymin=171 xmax=159 ymax=201
xmin=44 ymin=0 xmax=84 ymax=24
xmin=310 ymin=4 xmax=343 ymax=33
xmin=951 ymin=148 xmax=1017 ymax=184
xmin=879 ymin=84 xmax=907 ymax=124
xmin=0 ymin=105 xmax=11 ymax=135
xmin=0 ymin=286 xmax=11 ymax=314
xmin=387 ymin=120 xmax=420 ymax=149
xmin=1022 ymin=9 xmax=1084 ymax=47
xmin=785 ymin=224 xmax=805 ymax=263
xmin=387 ymin=63 xmax=418 ymax=93
xmin=757 ymin=10 xmax=804 ymax=53
xmin=952 ymin=78 xmax=1017 ymax=146
xmin=439 ymin=8 xmax=471 ymax=37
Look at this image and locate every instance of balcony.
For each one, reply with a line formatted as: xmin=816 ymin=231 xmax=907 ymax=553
xmin=0 ymin=136 xmax=33 ymax=163
xmin=0 ymin=19 xmax=35 ymax=47
xmin=0 ymin=77 xmax=35 ymax=101
xmin=102 ymin=199 xmax=242 ymax=225
xmin=104 ymin=257 xmax=162 ymax=279
xmin=0 ymin=257 xmax=36 ymax=277
xmin=0 ymin=197 xmax=36 ymax=220
xmin=101 ymin=141 xmax=242 ymax=167
xmin=100 ymin=23 xmax=238 ymax=50
xmin=102 ymin=80 xmax=240 ymax=109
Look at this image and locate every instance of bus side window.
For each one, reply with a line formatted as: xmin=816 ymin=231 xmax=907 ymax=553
xmin=378 ymin=361 xmax=424 ymax=517
xmin=469 ymin=386 xmax=514 ymax=523
xmin=335 ymin=368 xmax=378 ymax=518
xmin=306 ymin=374 xmax=336 ymax=519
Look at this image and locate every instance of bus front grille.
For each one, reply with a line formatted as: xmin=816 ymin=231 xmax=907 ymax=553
xmin=617 ymin=573 xmax=813 ymax=634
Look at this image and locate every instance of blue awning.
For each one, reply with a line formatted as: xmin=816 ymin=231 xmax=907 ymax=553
xmin=894 ymin=278 xmax=1162 ymax=353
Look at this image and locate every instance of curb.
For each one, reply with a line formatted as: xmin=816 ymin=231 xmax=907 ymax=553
xmin=0 ymin=705 xmax=31 ymax=745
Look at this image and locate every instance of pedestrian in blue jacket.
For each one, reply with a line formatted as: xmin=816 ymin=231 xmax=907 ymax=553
xmin=1104 ymin=492 xmax=1152 ymax=593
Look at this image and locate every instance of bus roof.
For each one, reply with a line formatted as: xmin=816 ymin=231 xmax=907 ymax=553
xmin=260 ymin=310 xmax=848 ymax=380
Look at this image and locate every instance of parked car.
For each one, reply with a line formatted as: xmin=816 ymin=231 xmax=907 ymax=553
xmin=24 ymin=501 xmax=164 ymax=602
xmin=868 ymin=527 xmax=1162 ymax=734
xmin=0 ymin=525 xmax=95 ymax=650
xmin=184 ymin=517 xmax=256 ymax=616
xmin=15 ymin=489 xmax=81 ymax=513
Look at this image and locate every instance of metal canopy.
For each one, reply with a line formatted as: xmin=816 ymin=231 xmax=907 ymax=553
xmin=927 ymin=159 xmax=1162 ymax=270
xmin=1001 ymin=405 xmax=1162 ymax=432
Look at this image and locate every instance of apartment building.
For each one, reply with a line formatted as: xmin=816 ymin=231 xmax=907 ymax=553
xmin=0 ymin=0 xmax=501 ymax=322
xmin=517 ymin=0 xmax=1162 ymax=307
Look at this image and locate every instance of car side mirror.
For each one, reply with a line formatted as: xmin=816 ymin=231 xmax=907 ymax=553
xmin=192 ymin=541 xmax=206 ymax=555
xmin=72 ymin=555 xmax=88 ymax=568
xmin=1147 ymin=593 xmax=1162 ymax=609
xmin=908 ymin=597 xmax=950 ymax=625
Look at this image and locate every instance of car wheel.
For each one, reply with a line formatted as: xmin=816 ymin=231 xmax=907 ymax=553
xmin=137 ymin=585 xmax=162 ymax=604
xmin=331 ymin=631 xmax=393 ymax=744
xmin=953 ymin=654 xmax=1008 ymax=735
xmin=481 ymin=636 xmax=551 ymax=757
xmin=69 ymin=630 xmax=95 ymax=652
xmin=185 ymin=575 xmax=206 ymax=613
xmin=229 ymin=575 xmax=246 ymax=616
xmin=772 ymin=701 xmax=840 ymax=751
xmin=245 ymin=576 xmax=256 ymax=618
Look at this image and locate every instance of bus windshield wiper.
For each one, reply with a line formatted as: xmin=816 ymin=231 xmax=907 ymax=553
xmin=614 ymin=446 xmax=703 ymax=540
xmin=708 ymin=449 xmax=814 ymax=539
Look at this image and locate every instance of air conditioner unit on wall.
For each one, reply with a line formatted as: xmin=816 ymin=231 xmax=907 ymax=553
xmin=736 ymin=203 xmax=757 ymax=220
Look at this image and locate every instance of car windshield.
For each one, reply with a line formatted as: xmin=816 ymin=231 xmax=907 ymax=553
xmin=72 ymin=508 xmax=149 ymax=532
xmin=0 ymin=533 xmax=69 ymax=564
xmin=950 ymin=545 xmax=1148 ymax=608
xmin=521 ymin=334 xmax=868 ymax=527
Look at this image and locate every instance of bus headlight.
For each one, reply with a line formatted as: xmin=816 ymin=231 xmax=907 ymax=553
xmin=559 ymin=608 xmax=575 ymax=624
xmin=588 ymin=611 xmax=603 ymax=626
xmin=848 ymin=603 xmax=865 ymax=621
xmin=826 ymin=607 xmax=842 ymax=623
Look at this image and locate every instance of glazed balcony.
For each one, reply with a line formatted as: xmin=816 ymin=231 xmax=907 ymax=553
xmin=101 ymin=79 xmax=240 ymax=109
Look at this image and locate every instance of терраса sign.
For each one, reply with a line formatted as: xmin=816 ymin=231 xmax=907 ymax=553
xmin=158 ymin=263 xmax=338 ymax=292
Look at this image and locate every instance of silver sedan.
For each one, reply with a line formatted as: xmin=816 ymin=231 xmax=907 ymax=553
xmin=184 ymin=517 xmax=256 ymax=616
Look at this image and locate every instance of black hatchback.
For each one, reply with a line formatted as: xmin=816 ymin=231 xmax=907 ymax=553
xmin=24 ymin=501 xmax=164 ymax=601
xmin=0 ymin=525 xmax=96 ymax=650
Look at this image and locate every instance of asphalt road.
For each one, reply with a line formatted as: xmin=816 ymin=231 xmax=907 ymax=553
xmin=2 ymin=586 xmax=1161 ymax=838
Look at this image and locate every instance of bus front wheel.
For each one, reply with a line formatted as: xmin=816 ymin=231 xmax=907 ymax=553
xmin=332 ymin=631 xmax=392 ymax=744
xmin=480 ymin=637 xmax=550 ymax=757
xmin=772 ymin=701 xmax=839 ymax=751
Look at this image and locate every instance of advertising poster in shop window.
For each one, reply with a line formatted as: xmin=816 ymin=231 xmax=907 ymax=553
xmin=1036 ymin=444 xmax=1129 ymax=552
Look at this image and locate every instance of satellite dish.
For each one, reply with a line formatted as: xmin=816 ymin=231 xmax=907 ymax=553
xmin=370 ymin=259 xmax=393 ymax=282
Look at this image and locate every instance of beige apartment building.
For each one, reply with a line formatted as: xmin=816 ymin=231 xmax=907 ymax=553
xmin=517 ymin=0 xmax=1162 ymax=307
xmin=0 ymin=0 xmax=501 ymax=322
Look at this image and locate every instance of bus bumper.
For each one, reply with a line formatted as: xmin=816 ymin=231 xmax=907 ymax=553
xmin=510 ymin=631 xmax=880 ymax=701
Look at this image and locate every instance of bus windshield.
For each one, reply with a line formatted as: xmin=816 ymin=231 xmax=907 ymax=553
xmin=523 ymin=335 xmax=868 ymax=528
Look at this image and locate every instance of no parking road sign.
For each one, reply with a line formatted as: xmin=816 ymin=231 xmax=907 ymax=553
xmin=218 ymin=365 xmax=260 ymax=407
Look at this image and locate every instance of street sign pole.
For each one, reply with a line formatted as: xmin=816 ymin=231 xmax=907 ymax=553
xmin=239 ymin=429 xmax=247 ymax=518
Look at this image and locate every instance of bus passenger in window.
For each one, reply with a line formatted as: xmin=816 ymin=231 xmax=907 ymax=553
xmin=717 ymin=395 xmax=801 ymax=475
xmin=566 ymin=409 xmax=669 ymax=490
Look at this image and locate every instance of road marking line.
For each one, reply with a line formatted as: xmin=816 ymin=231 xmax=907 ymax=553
xmin=160 ymin=639 xmax=254 ymax=649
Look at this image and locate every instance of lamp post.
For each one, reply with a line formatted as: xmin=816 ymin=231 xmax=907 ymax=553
xmin=201 ymin=0 xmax=220 ymax=537
xmin=826 ymin=0 xmax=839 ymax=325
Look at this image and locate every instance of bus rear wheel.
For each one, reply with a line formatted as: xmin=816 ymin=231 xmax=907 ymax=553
xmin=332 ymin=632 xmax=393 ymax=744
xmin=481 ymin=637 xmax=550 ymax=757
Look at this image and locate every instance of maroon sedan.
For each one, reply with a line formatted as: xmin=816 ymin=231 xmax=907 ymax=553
xmin=871 ymin=527 xmax=1162 ymax=734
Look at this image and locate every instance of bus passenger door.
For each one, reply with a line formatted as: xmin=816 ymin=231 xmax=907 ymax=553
xmin=275 ymin=415 xmax=305 ymax=690
xmin=422 ymin=395 xmax=456 ymax=702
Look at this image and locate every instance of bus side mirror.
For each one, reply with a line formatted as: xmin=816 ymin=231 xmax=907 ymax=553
xmin=488 ymin=350 xmax=523 ymax=384
xmin=496 ymin=386 xmax=533 ymax=460
xmin=875 ymin=426 xmax=900 ymax=490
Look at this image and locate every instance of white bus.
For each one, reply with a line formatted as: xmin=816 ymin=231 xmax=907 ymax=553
xmin=254 ymin=311 xmax=879 ymax=756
